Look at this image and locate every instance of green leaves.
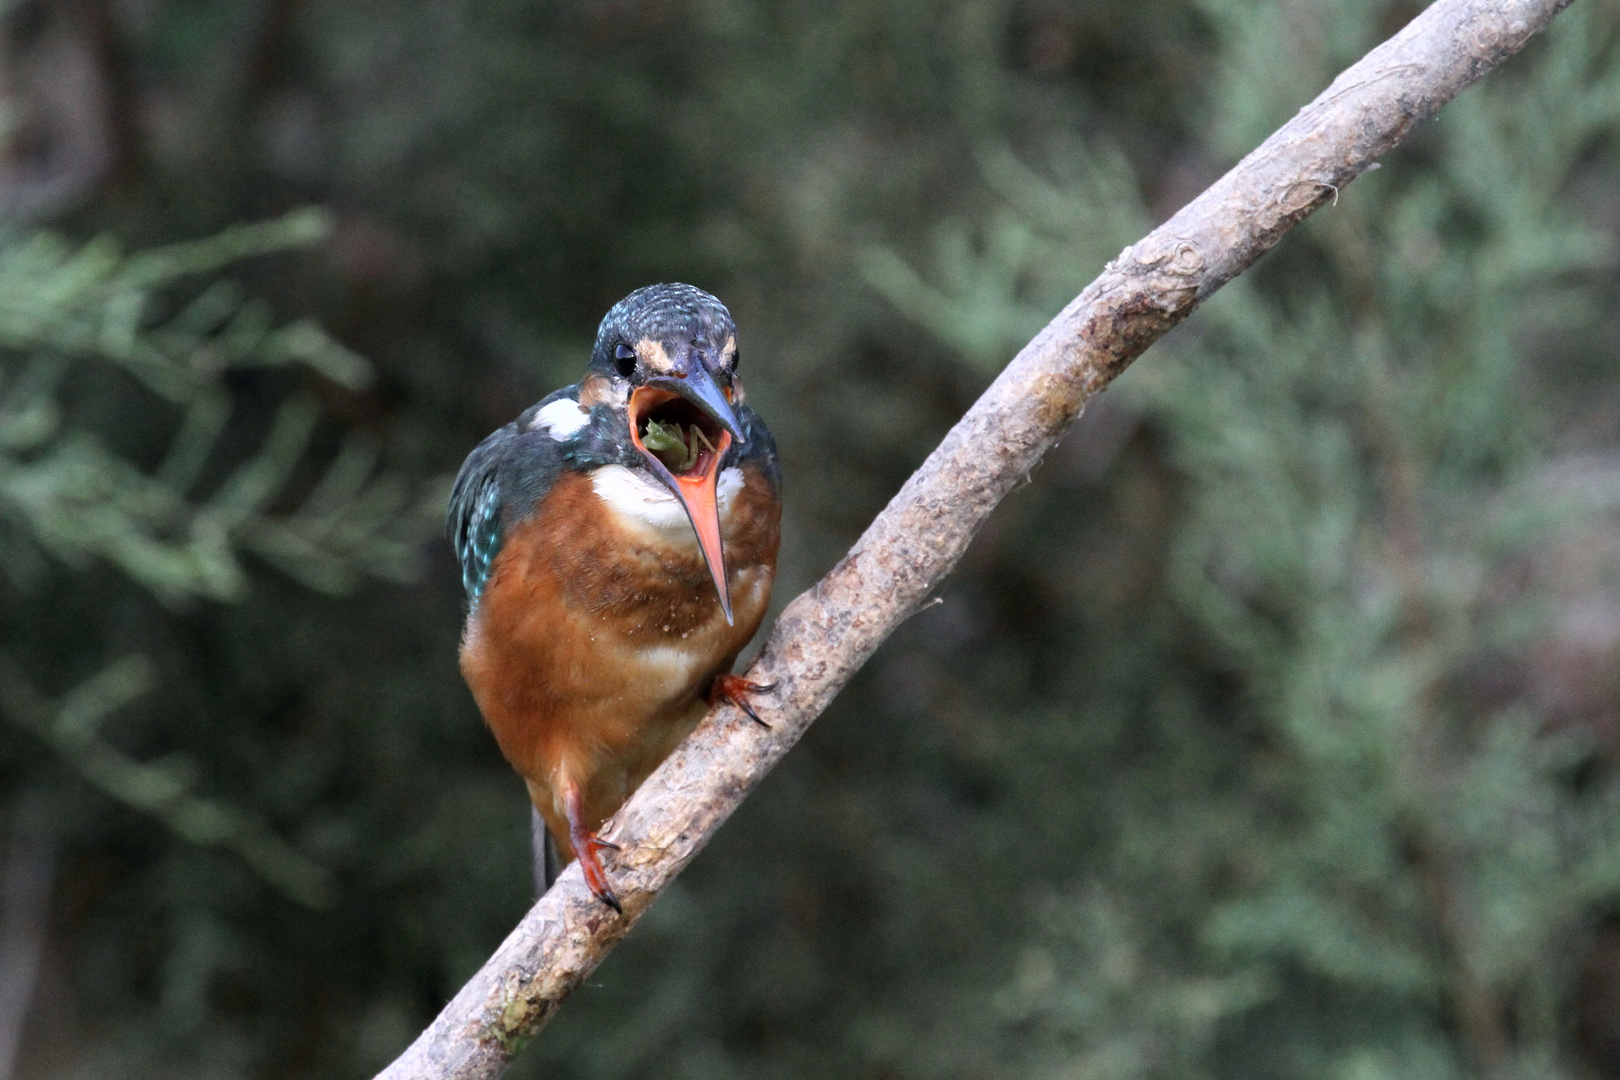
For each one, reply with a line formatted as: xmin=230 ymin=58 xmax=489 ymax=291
xmin=0 ymin=215 xmax=442 ymax=911
xmin=0 ymin=654 xmax=335 ymax=908
xmin=862 ymin=3 xmax=1620 ymax=1075
xmin=0 ymin=212 xmax=441 ymax=604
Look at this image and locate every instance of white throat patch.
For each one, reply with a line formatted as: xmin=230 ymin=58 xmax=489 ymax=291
xmin=591 ymin=465 xmax=745 ymax=544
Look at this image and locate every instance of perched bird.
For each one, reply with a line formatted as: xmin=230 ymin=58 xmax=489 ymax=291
xmin=448 ymin=284 xmax=781 ymax=911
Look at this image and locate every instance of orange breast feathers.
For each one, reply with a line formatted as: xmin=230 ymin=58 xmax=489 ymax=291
xmin=458 ymin=462 xmax=780 ymax=859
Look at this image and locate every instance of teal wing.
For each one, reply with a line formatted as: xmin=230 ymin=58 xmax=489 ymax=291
xmin=447 ymin=395 xmax=575 ymax=606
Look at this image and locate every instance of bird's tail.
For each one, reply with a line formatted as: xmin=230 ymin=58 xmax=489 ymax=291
xmin=532 ymin=804 xmax=564 ymax=899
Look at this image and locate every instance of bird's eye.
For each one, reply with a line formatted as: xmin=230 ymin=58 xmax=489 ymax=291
xmin=613 ymin=343 xmax=636 ymax=377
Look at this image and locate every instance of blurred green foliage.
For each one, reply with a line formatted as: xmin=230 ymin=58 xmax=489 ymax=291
xmin=2 ymin=0 xmax=1620 ymax=1078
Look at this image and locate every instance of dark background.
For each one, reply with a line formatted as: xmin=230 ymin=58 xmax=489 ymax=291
xmin=3 ymin=1 xmax=1620 ymax=1077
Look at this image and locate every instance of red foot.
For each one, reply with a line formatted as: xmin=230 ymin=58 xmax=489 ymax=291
xmin=564 ymin=784 xmax=622 ymax=914
xmin=709 ymin=674 xmax=777 ymax=728
xmin=573 ymin=834 xmax=622 ymax=914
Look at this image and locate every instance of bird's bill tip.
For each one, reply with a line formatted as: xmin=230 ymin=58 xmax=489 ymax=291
xmin=671 ymin=468 xmax=734 ymax=625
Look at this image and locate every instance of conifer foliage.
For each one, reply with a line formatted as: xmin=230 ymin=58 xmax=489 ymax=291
xmin=867 ymin=3 xmax=1620 ymax=1076
xmin=0 ymin=209 xmax=439 ymax=909
xmin=4 ymin=0 xmax=1620 ymax=1078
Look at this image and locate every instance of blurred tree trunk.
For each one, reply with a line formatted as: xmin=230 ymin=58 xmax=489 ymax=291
xmin=0 ymin=0 xmax=141 ymax=220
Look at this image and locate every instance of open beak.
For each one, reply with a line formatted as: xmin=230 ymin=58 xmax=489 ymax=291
xmin=628 ymin=364 xmax=747 ymax=625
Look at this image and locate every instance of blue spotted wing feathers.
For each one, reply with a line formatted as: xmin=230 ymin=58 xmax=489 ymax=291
xmin=447 ymin=400 xmax=573 ymax=607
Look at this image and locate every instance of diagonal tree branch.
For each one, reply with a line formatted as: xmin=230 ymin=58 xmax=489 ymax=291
xmin=377 ymin=1 xmax=1576 ymax=1076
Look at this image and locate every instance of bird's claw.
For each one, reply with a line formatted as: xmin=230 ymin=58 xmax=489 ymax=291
xmin=563 ymin=784 xmax=624 ymax=914
xmin=576 ymin=834 xmax=623 ymax=913
xmin=709 ymin=674 xmax=776 ymax=728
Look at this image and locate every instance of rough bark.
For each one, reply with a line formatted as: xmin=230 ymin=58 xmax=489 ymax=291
xmin=376 ymin=1 xmax=1576 ymax=1076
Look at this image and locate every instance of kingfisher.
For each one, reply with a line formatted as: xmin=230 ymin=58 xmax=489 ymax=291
xmin=448 ymin=284 xmax=781 ymax=912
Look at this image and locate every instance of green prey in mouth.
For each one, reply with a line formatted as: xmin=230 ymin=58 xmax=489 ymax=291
xmin=639 ymin=416 xmax=718 ymax=474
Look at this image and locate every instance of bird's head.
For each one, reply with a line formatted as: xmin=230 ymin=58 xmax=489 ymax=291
xmin=582 ymin=283 xmax=747 ymax=622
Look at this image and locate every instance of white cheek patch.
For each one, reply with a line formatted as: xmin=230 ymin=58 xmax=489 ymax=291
xmin=533 ymin=398 xmax=589 ymax=440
